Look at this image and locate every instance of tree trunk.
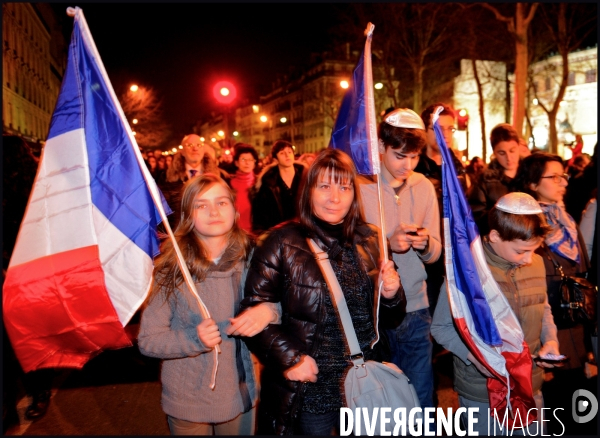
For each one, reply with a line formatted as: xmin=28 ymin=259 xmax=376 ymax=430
xmin=472 ymin=59 xmax=487 ymax=162
xmin=413 ymin=64 xmax=424 ymax=113
xmin=512 ymin=3 xmax=529 ymax=137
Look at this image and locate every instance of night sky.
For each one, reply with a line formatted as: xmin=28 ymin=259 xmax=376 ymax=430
xmin=50 ymin=2 xmax=345 ymax=137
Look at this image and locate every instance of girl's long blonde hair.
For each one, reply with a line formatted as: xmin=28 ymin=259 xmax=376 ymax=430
xmin=150 ymin=173 xmax=252 ymax=302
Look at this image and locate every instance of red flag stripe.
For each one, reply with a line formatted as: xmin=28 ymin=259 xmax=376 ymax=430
xmin=3 ymin=245 xmax=131 ymax=372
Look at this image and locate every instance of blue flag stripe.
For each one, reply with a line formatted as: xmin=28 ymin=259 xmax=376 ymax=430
xmin=47 ymin=15 xmax=164 ymax=260
xmin=329 ymin=49 xmax=374 ymax=175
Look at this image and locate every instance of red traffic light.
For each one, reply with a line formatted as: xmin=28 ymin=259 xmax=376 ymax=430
xmin=457 ymin=109 xmax=469 ymax=131
xmin=213 ymin=81 xmax=237 ymax=105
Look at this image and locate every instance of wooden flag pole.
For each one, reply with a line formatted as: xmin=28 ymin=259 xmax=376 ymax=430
xmin=362 ymin=23 xmax=388 ymax=264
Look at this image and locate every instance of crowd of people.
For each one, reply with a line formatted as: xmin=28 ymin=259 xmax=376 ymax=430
xmin=3 ymin=102 xmax=597 ymax=435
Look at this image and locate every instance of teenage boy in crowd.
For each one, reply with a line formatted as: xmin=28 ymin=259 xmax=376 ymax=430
xmin=358 ymin=108 xmax=442 ymax=409
xmin=431 ymin=192 xmax=561 ymax=435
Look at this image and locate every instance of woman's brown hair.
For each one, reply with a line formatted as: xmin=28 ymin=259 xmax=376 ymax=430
xmin=298 ymin=148 xmax=365 ymax=240
xmin=150 ymin=173 xmax=252 ymax=302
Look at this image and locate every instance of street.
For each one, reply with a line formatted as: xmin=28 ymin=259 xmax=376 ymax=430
xmin=5 ymin=333 xmax=459 ymax=436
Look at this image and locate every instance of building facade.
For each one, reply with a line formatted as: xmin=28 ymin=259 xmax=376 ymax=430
xmin=2 ymin=3 xmax=67 ymax=148
xmin=453 ymin=47 xmax=597 ymax=163
xmin=198 ymin=53 xmax=399 ymax=158
xmin=528 ymin=47 xmax=597 ymax=159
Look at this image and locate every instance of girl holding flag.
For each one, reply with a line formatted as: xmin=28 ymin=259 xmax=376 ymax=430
xmin=138 ymin=174 xmax=277 ymax=435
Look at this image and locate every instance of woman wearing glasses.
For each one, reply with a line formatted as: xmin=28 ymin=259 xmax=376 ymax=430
xmin=512 ymin=152 xmax=596 ymax=435
xmin=230 ymin=144 xmax=259 ymax=235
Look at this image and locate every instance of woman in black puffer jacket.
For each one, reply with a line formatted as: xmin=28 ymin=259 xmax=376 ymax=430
xmin=240 ymin=149 xmax=405 ymax=435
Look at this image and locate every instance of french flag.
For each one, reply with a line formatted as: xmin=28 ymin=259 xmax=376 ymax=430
xmin=3 ymin=7 xmax=169 ymax=373
xmin=329 ymin=23 xmax=380 ymax=176
xmin=435 ymin=107 xmax=536 ymax=426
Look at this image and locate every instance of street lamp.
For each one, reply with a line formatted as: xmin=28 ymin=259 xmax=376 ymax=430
xmin=212 ymin=81 xmax=237 ymax=148
xmin=130 ymin=84 xmax=139 ymax=92
xmin=340 ymin=80 xmax=349 ymax=89
xmin=374 ymin=82 xmax=383 ymax=90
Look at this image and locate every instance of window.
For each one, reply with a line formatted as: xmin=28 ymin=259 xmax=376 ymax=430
xmin=568 ymin=71 xmax=576 ymax=86
xmin=545 ymin=77 xmax=551 ymax=91
xmin=585 ymin=69 xmax=597 ymax=83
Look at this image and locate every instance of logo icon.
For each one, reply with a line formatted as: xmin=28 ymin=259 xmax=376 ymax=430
xmin=572 ymin=389 xmax=598 ymax=423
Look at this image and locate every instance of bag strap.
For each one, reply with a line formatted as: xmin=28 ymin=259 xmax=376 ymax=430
xmin=541 ymin=243 xmax=566 ymax=279
xmin=306 ymin=238 xmax=365 ymax=364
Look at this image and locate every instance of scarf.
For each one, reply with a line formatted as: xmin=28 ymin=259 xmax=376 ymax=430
xmin=540 ymin=202 xmax=580 ymax=263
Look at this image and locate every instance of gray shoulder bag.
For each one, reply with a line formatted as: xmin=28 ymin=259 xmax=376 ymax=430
xmin=307 ymin=238 xmax=421 ymax=436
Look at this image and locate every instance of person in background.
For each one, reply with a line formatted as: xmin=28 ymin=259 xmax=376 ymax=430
xmin=468 ymin=123 xmax=520 ymax=236
xmin=358 ymin=108 xmax=441 ymax=411
xmin=158 ymin=134 xmax=224 ymax=229
xmin=165 ymin=154 xmax=173 ymax=170
xmin=415 ymin=103 xmax=466 ymax=314
xmin=432 ymin=192 xmax=559 ymax=436
xmin=2 ymin=136 xmax=55 ymax=430
xmin=219 ymin=149 xmax=237 ymax=176
xmin=567 ymin=153 xmax=590 ymax=179
xmin=146 ymin=155 xmax=158 ymax=175
xmin=240 ymin=149 xmax=403 ymax=435
xmin=465 ymin=156 xmax=486 ymax=190
xmin=251 ymin=140 xmax=306 ymax=236
xmin=138 ymin=174 xmax=277 ymax=435
xmin=512 ymin=152 xmax=596 ymax=436
xmin=565 ymin=144 xmax=597 ymax=224
xmin=566 ymin=134 xmax=584 ymax=168
xmin=230 ymin=143 xmax=259 ymax=235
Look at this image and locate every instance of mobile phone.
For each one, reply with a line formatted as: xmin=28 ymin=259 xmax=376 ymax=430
xmin=534 ymin=354 xmax=568 ymax=364
xmin=406 ymin=228 xmax=424 ymax=236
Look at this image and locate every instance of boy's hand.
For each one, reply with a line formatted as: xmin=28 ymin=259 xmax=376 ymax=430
xmin=535 ymin=340 xmax=563 ymax=369
xmin=408 ymin=226 xmax=430 ymax=251
xmin=389 ymin=224 xmax=413 ymax=253
xmin=390 ymin=223 xmax=428 ymax=252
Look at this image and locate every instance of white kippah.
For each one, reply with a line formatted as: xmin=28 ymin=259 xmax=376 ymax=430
xmin=495 ymin=192 xmax=543 ymax=215
xmin=384 ymin=108 xmax=425 ymax=130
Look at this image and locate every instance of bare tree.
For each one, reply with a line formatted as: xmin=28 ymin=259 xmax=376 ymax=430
xmin=530 ymin=3 xmax=596 ymax=154
xmin=331 ymin=3 xmax=463 ymax=113
xmin=479 ymin=3 xmax=539 ymax=138
xmin=119 ymin=85 xmax=171 ymax=150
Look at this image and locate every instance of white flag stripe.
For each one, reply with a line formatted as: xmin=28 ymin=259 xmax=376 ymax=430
xmin=92 ymin=207 xmax=153 ymax=325
xmin=10 ymin=129 xmax=95 ymax=267
xmin=471 ymin=237 xmax=524 ymax=353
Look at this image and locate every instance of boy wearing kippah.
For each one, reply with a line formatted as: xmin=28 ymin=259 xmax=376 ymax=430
xmin=358 ymin=108 xmax=442 ymax=410
xmin=431 ymin=192 xmax=561 ymax=435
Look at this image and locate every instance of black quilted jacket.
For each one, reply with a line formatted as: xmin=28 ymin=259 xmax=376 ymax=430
xmin=240 ymin=220 xmax=405 ymax=434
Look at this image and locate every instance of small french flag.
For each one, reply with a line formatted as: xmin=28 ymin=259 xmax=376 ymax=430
xmin=3 ymin=7 xmax=169 ymax=372
xmin=328 ymin=23 xmax=380 ymax=176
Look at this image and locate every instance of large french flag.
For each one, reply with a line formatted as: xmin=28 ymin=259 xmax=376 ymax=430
xmin=329 ymin=23 xmax=380 ymax=176
xmin=435 ymin=107 xmax=536 ymax=426
xmin=3 ymin=7 xmax=169 ymax=373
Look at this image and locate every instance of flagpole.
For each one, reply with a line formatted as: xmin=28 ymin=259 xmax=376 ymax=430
xmin=362 ymin=23 xmax=388 ymax=264
xmin=67 ymin=7 xmax=221 ymax=387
